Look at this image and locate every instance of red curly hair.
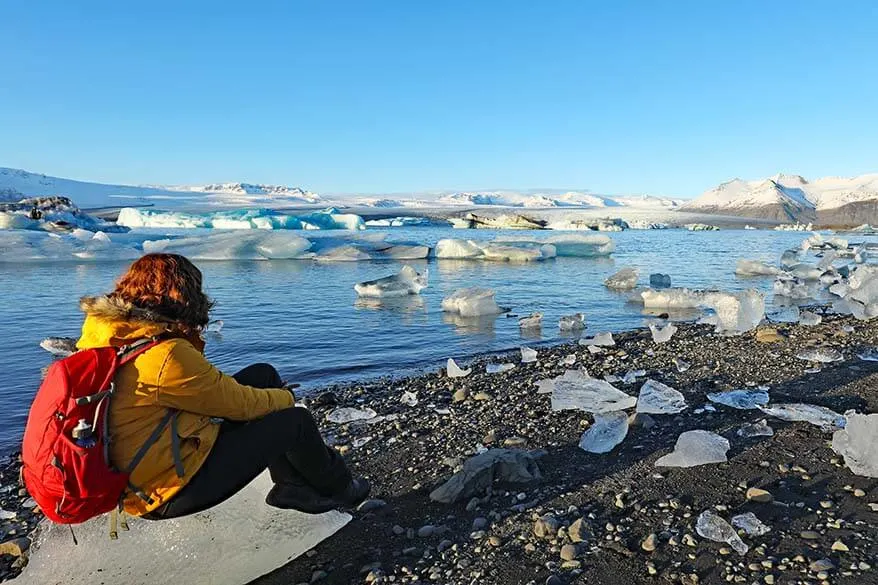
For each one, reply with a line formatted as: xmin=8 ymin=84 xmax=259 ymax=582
xmin=111 ymin=253 xmax=214 ymax=331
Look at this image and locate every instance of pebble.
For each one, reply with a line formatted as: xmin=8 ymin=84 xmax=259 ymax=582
xmin=810 ymin=559 xmax=834 ymax=572
xmin=452 ymin=389 xmax=468 ymax=402
xmin=853 ymin=488 xmax=865 ymax=497
xmin=533 ymin=515 xmax=560 ymax=539
xmin=831 ymin=540 xmax=849 ymax=552
xmin=488 ymin=535 xmax=502 ymax=547
xmin=764 ymin=576 xmax=775 ymax=584
xmin=800 ymin=530 xmax=821 ymax=540
xmin=417 ymin=525 xmax=436 ymax=538
xmin=682 ymin=534 xmax=697 ymax=547
xmin=503 ymin=436 xmax=527 ymax=447
xmin=472 ymin=517 xmax=488 ymax=531
xmin=568 ymin=518 xmax=590 ymax=543
xmin=473 ymin=392 xmax=492 ymax=401
xmin=746 ymin=487 xmax=773 ymax=503
xmin=560 ymin=544 xmax=579 ymax=561
xmin=641 ymin=533 xmax=658 ymax=552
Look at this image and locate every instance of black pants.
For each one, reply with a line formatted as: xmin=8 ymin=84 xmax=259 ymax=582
xmin=146 ymin=363 xmax=352 ymax=519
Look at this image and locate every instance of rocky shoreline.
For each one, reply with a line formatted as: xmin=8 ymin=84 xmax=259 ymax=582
xmin=261 ymin=313 xmax=877 ymax=585
xmin=3 ymin=314 xmax=877 ymax=584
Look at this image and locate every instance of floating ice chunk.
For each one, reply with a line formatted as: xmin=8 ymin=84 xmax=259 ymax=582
xmin=649 ymin=273 xmax=672 ymax=289
xmin=649 ymin=322 xmax=677 ymax=343
xmin=518 ymin=312 xmax=543 ymax=329
xmin=354 ymin=265 xmax=428 ymax=298
xmin=695 ymin=511 xmax=748 ymax=554
xmin=707 ymin=389 xmax=770 ymax=410
xmin=521 ymin=346 xmax=538 ymax=363
xmin=447 ymin=358 xmax=472 ymax=378
xmin=434 ymin=239 xmax=485 ymax=259
xmin=737 ymin=419 xmax=775 ymax=438
xmin=798 ymin=311 xmax=822 ymax=326
xmin=832 ymin=412 xmax=878 ymax=477
xmin=857 ymin=348 xmax=878 ymax=361
xmin=759 ymin=403 xmax=846 ymax=431
xmin=604 ymin=268 xmax=639 ymax=290
xmin=731 ymin=512 xmax=771 ymax=536
xmin=548 ymin=370 xmax=637 ymax=413
xmin=622 ymin=369 xmax=646 ymax=384
xmin=500 ymin=233 xmax=615 ymax=257
xmin=641 ymin=288 xmax=705 ymax=309
xmin=326 ymin=407 xmax=378 ymax=424
xmin=578 ymin=332 xmax=615 ymax=347
xmin=795 ymin=348 xmax=843 ymax=363
xmin=559 ymin=313 xmax=585 ymax=331
xmin=441 ymin=287 xmax=505 ymax=317
xmin=400 ymin=391 xmax=418 ymax=407
xmin=39 ymin=337 xmax=77 ymax=357
xmin=705 ymin=290 xmax=764 ymax=334
xmin=578 ymin=411 xmax=629 ymax=454
xmin=735 ymin=259 xmax=780 ymax=277
xmin=206 ymin=320 xmax=224 ymax=333
xmin=674 ymin=357 xmax=691 ymax=372
xmin=486 ymin=363 xmax=515 ymax=374
xmin=637 ymin=380 xmax=687 ymax=414
xmin=18 ymin=472 xmax=349 ymax=585
xmin=480 ymin=242 xmax=554 ymax=262
xmin=655 ymin=430 xmax=729 ymax=467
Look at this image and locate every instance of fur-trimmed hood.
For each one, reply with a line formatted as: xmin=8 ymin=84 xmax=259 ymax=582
xmin=80 ymin=295 xmax=174 ymax=323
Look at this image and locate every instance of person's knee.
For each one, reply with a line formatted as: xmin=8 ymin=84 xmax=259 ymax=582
xmin=235 ymin=363 xmax=283 ymax=388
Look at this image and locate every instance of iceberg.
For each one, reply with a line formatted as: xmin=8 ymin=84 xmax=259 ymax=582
xmin=558 ymin=313 xmax=585 ymax=331
xmin=759 ymin=403 xmax=846 ymax=431
xmin=636 ymin=380 xmax=687 ymax=414
xmin=578 ymin=411 xmax=629 ymax=454
xmin=117 ymin=207 xmax=366 ymax=231
xmin=786 ymin=263 xmax=823 ymax=281
xmin=577 ymin=332 xmax=615 ymax=347
xmin=649 ymin=322 xmax=677 ymax=343
xmin=539 ymin=233 xmax=615 ymax=257
xmin=548 ymin=370 xmax=637 ymax=413
xmin=486 ymin=363 xmax=515 ymax=374
xmin=441 ymin=288 xmax=505 ymax=317
xmin=17 ymin=472 xmax=349 ymax=585
xmin=0 ymin=196 xmax=126 ymax=234
xmin=604 ymin=268 xmax=639 ymax=290
xmin=144 ymin=231 xmax=314 ymax=261
xmin=649 ymin=273 xmax=672 ymax=289
xmin=326 ymin=407 xmax=378 ymax=424
xmin=735 ymin=259 xmax=780 ymax=277
xmin=518 ymin=312 xmax=543 ymax=330
xmin=447 ymin=358 xmax=472 ymax=378
xmin=730 ymin=512 xmax=771 ymax=536
xmin=364 ymin=216 xmax=429 ymax=227
xmin=705 ymin=290 xmax=765 ymax=334
xmin=737 ymin=419 xmax=775 ymax=438
xmin=655 ymin=430 xmax=729 ymax=467
xmin=795 ymin=348 xmax=843 ymax=363
xmin=640 ymin=288 xmax=705 ymax=309
xmin=773 ymin=278 xmax=814 ymax=300
xmin=434 ymin=238 xmax=556 ymax=261
xmin=798 ymin=311 xmax=822 ymax=326
xmin=831 ymin=412 xmax=878 ymax=477
xmin=696 ymin=511 xmax=748 ymax=555
xmin=707 ymin=389 xmax=769 ymax=410
xmin=354 ymin=265 xmax=428 ymax=298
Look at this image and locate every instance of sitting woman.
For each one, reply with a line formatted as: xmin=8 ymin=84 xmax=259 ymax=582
xmin=76 ymin=253 xmax=369 ymax=519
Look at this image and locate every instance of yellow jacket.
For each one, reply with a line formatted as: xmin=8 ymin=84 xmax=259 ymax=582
xmin=76 ymin=296 xmax=294 ymax=516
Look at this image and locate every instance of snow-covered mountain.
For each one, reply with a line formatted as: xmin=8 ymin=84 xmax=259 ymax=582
xmin=0 ymin=168 xmax=321 ymax=208
xmin=352 ymin=189 xmax=681 ymax=210
xmin=682 ymin=173 xmax=878 ymax=224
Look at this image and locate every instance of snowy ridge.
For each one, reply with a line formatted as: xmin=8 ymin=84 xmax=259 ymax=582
xmin=682 ymin=173 xmax=878 ymax=223
xmin=0 ymin=168 xmax=321 ymax=208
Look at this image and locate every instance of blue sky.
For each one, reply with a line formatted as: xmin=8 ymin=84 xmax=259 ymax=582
xmin=1 ymin=1 xmax=876 ymax=197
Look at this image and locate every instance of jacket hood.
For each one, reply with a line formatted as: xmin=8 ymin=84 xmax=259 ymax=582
xmin=80 ymin=295 xmax=175 ymax=324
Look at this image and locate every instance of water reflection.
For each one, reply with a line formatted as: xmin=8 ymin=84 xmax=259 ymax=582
xmin=353 ymin=295 xmax=426 ymax=314
xmin=441 ymin=312 xmax=499 ymax=336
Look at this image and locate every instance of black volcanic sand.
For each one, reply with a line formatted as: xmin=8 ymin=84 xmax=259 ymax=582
xmin=256 ymin=313 xmax=878 ymax=585
xmin=2 ymin=313 xmax=876 ymax=584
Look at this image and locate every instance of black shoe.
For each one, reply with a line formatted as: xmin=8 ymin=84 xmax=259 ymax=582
xmin=265 ymin=484 xmax=338 ymax=514
xmin=333 ymin=478 xmax=371 ymax=508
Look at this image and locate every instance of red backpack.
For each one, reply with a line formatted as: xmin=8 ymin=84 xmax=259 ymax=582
xmin=21 ymin=338 xmax=183 ymax=531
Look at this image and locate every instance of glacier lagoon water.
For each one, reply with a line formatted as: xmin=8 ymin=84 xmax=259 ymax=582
xmin=0 ymin=227 xmax=867 ymax=452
